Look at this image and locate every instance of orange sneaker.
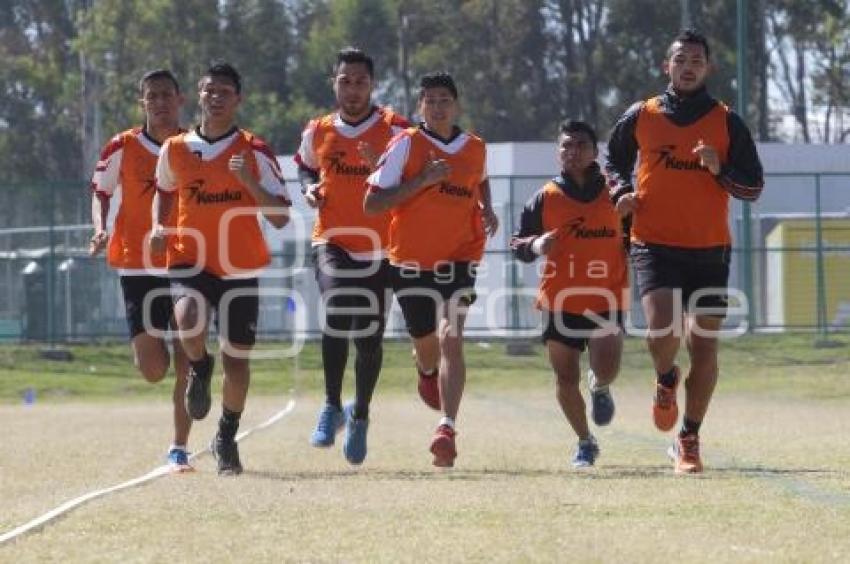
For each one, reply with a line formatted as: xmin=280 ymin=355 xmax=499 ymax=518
xmin=417 ymin=366 xmax=441 ymax=411
xmin=652 ymin=366 xmax=680 ymax=431
xmin=671 ymin=433 xmax=703 ymax=474
xmin=430 ymin=425 xmax=457 ymax=467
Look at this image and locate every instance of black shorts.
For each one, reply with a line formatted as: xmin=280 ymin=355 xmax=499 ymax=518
xmin=390 ymin=262 xmax=477 ymax=338
xmin=120 ymin=275 xmax=173 ymax=339
xmin=170 ymin=268 xmax=259 ymax=346
xmin=313 ymin=244 xmax=390 ymax=338
xmin=542 ymin=310 xmax=624 ymax=352
xmin=630 ymin=243 xmax=730 ymax=316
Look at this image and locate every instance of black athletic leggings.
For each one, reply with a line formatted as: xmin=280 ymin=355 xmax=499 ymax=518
xmin=313 ymin=244 xmax=390 ymax=419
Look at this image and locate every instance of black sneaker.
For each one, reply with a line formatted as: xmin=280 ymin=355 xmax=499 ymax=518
xmin=210 ymin=433 xmax=242 ymax=476
xmin=590 ymin=388 xmax=616 ymax=426
xmin=588 ymin=370 xmax=615 ymax=426
xmin=185 ymin=354 xmax=214 ymax=420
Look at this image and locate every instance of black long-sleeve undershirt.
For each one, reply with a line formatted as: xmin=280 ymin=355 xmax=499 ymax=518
xmin=605 ymin=86 xmax=764 ymax=203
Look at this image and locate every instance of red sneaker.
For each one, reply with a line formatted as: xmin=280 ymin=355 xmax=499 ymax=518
xmin=430 ymin=425 xmax=457 ymax=467
xmin=652 ymin=366 xmax=680 ymax=432
xmin=417 ymin=366 xmax=441 ymax=410
xmin=672 ymin=433 xmax=704 ymax=474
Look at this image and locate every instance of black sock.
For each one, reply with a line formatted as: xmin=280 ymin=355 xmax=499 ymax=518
xmin=657 ymin=367 xmax=677 ymax=388
xmin=190 ymin=352 xmax=211 ymax=376
xmin=679 ymin=418 xmax=701 ymax=438
xmin=321 ymin=333 xmax=348 ymax=409
xmin=353 ymin=337 xmax=383 ymax=420
xmin=218 ymin=407 xmax=242 ymax=442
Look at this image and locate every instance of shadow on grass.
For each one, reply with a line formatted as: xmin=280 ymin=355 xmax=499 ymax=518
xmin=240 ymin=463 xmax=846 ymax=485
xmin=241 ymin=464 xmax=683 ymax=482
xmin=710 ymin=465 xmax=842 ymax=477
xmin=599 ymin=464 xmax=843 ymax=481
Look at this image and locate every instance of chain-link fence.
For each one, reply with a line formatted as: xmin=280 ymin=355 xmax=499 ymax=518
xmin=1 ymin=173 xmax=849 ymax=343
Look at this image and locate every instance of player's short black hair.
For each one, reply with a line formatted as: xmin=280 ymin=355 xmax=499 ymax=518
xmin=558 ymin=119 xmax=598 ymax=147
xmin=418 ymin=72 xmax=458 ymax=99
xmin=200 ymin=61 xmax=242 ymax=93
xmin=335 ymin=47 xmax=374 ymax=78
xmin=667 ymin=28 xmax=711 ymax=60
xmin=139 ymin=69 xmax=180 ymax=95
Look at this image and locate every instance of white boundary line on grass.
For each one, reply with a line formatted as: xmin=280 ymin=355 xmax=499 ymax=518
xmin=0 ymin=397 xmax=297 ymax=546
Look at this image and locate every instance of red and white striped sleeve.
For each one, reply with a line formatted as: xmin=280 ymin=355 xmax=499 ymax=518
xmin=366 ymin=132 xmax=412 ymax=191
xmin=90 ymin=134 xmax=125 ymax=196
xmin=294 ymin=119 xmax=319 ymax=172
xmin=154 ymin=139 xmax=178 ymax=193
xmin=251 ymin=137 xmax=292 ymax=205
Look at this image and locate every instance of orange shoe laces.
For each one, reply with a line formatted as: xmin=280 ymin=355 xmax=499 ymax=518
xmin=679 ymin=434 xmax=700 ymax=462
xmin=656 ymin=383 xmax=676 ymax=409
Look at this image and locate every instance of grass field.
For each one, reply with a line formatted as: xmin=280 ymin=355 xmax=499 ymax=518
xmin=1 ymin=335 xmax=849 ymax=562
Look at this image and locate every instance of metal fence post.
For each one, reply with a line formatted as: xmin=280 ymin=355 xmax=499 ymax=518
xmin=742 ymin=203 xmax=755 ymax=331
xmin=508 ymin=176 xmax=518 ymax=332
xmin=47 ymin=181 xmax=56 ymax=345
xmin=737 ymin=0 xmax=755 ymax=332
xmin=814 ymin=173 xmax=828 ymax=340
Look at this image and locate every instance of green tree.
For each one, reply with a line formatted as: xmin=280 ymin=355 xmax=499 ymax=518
xmin=401 ymin=0 xmax=555 ymax=141
xmin=598 ymin=0 xmax=681 ymax=129
xmin=292 ymin=0 xmax=397 ymax=115
xmin=546 ymin=0 xmax=608 ymax=131
xmin=767 ymin=0 xmax=850 ymax=142
xmin=219 ymin=0 xmax=311 ymax=151
xmin=0 ymin=0 xmax=85 ymax=230
xmin=0 ymin=0 xmax=81 ymax=181
xmin=4 ymin=0 xmax=850 ymax=198
xmin=76 ymin=0 xmax=225 ymax=151
xmin=599 ymin=0 xmax=776 ymax=141
xmin=811 ymin=3 xmax=850 ymax=142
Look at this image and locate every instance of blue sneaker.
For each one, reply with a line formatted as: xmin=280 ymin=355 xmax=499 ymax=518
xmin=342 ymin=402 xmax=369 ymax=465
xmin=310 ymin=403 xmax=344 ymax=447
xmin=572 ymin=436 xmax=599 ymax=468
xmin=589 ymin=370 xmax=615 ymax=426
xmin=166 ymin=447 xmax=194 ymax=473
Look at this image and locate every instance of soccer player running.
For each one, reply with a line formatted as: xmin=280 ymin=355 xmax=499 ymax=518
xmin=295 ymin=47 xmax=409 ymax=465
xmin=89 ymin=69 xmax=194 ymax=472
xmin=606 ymin=30 xmax=763 ymax=473
xmin=364 ymin=72 xmax=498 ymax=467
xmin=511 ymin=120 xmax=628 ymax=468
xmin=152 ymin=62 xmax=291 ymax=475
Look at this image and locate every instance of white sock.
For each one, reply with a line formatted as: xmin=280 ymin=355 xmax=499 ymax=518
xmin=439 ymin=416 xmax=455 ymax=429
xmin=169 ymin=444 xmax=187 ymax=453
xmin=588 ymin=370 xmax=608 ymax=392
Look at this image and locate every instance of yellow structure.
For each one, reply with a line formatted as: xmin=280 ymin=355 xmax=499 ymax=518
xmin=766 ymin=218 xmax=850 ymax=328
